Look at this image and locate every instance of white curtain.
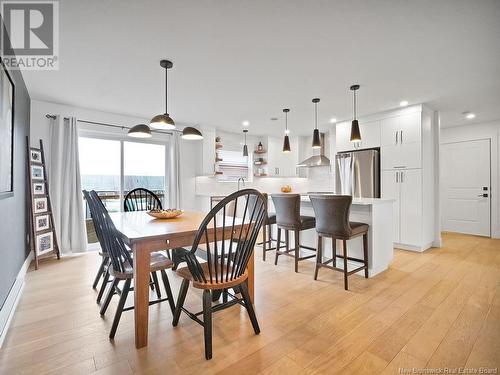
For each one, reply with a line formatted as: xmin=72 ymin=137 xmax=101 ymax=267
xmin=168 ymin=132 xmax=182 ymax=208
xmin=337 ymin=154 xmax=353 ymax=195
xmin=49 ymin=116 xmax=87 ymax=253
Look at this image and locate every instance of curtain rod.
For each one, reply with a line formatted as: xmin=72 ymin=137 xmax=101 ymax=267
xmin=45 ymin=114 xmax=179 ymax=135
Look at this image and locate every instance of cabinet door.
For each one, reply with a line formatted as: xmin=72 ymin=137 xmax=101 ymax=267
xmin=382 ymin=170 xmax=400 ymax=243
xmin=336 ymin=122 xmax=353 ymax=152
xmin=399 ymin=112 xmax=421 ymax=144
xmin=381 ymin=142 xmax=421 ymax=170
xmin=380 ymin=117 xmax=400 ymax=146
xmin=399 ymin=169 xmax=422 ymax=246
xmin=267 ymin=137 xmax=281 ymax=176
xmin=358 ymin=120 xmax=381 ymax=149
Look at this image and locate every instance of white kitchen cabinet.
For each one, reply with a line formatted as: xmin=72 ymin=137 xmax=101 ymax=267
xmin=336 ymin=120 xmax=381 ymax=152
xmin=335 ymin=122 xmax=352 ymax=152
xmin=381 ymin=141 xmax=421 ymax=169
xmin=382 ymin=170 xmax=400 ymax=243
xmin=266 ymin=136 xmax=298 ymax=177
xmin=381 ymin=113 xmax=421 ymax=146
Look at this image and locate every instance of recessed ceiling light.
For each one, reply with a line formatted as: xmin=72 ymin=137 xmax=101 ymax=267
xmin=270 ymin=117 xmax=278 ymax=121
xmin=400 ymin=100 xmax=409 ymax=107
xmin=285 ymin=129 xmax=290 ymax=134
xmin=329 ymin=118 xmax=337 ymax=123
xmin=242 ymin=121 xmax=250 ymax=126
xmin=462 ymin=111 xmax=476 ymax=119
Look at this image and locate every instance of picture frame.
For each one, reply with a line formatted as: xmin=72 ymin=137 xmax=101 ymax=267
xmin=30 ymin=149 xmax=42 ymax=163
xmin=35 ymin=214 xmax=50 ymax=232
xmin=31 ymin=165 xmax=44 ymax=180
xmin=36 ymin=231 xmax=53 ymax=255
xmin=34 ymin=197 xmax=48 ymax=214
xmin=0 ymin=59 xmax=15 ymax=199
xmin=33 ymin=182 xmax=45 ymax=195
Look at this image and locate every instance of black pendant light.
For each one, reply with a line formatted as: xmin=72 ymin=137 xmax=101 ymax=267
xmin=128 ymin=124 xmax=152 ymax=138
xmin=350 ymin=84 xmax=361 ymax=142
xmin=243 ymin=129 xmax=249 ymax=156
xmin=182 ymin=126 xmax=203 ymax=140
xmin=282 ymin=108 xmax=291 ymax=153
xmin=312 ymin=98 xmax=321 ymax=148
xmin=150 ymin=60 xmax=175 ymax=130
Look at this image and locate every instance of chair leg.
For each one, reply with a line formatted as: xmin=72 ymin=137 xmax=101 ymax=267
xmin=342 ymin=240 xmax=348 ymax=290
xmin=314 ymin=235 xmax=322 ymax=280
xmin=151 ymin=271 xmax=162 ymax=299
xmin=332 ymin=239 xmax=337 ymax=267
xmin=262 ymin=223 xmax=267 ymax=261
xmin=97 ymin=268 xmax=110 ymax=304
xmin=172 ymin=279 xmax=190 ymax=326
xmin=160 ymin=270 xmax=176 ymax=314
xmin=240 ymin=281 xmax=260 ymax=334
xmin=285 ymin=230 xmax=290 ymax=253
xmin=274 ymin=228 xmax=281 ymax=265
xmin=363 ymin=233 xmax=369 ymax=278
xmin=109 ymin=279 xmax=131 ymax=339
xmin=100 ymin=278 xmax=118 ymax=315
xmin=92 ymin=256 xmax=107 ymax=289
xmin=294 ymin=230 xmax=299 ymax=273
xmin=202 ymin=290 xmax=213 ymax=360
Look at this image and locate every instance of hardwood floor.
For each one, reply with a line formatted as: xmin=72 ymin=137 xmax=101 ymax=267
xmin=1 ymin=232 xmax=499 ymax=374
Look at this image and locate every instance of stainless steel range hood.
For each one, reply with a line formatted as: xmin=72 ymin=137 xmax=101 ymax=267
xmin=297 ymin=133 xmax=331 ymax=167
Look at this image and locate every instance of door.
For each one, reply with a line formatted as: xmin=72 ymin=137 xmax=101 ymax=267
xmin=400 ymin=169 xmax=422 ymax=246
xmin=441 ymin=139 xmax=491 ymax=236
xmin=381 ymin=117 xmax=400 ymax=146
xmin=382 ymin=170 xmax=400 ymax=242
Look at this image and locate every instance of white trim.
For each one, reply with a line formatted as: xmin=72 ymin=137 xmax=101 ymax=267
xmin=0 ymin=251 xmax=33 ymax=348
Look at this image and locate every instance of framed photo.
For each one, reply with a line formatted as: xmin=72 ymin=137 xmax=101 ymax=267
xmin=35 ymin=214 xmax=50 ymax=232
xmin=36 ymin=231 xmax=53 ymax=255
xmin=31 ymin=165 xmax=44 ymax=180
xmin=30 ymin=149 xmax=42 ymax=163
xmin=0 ymin=59 xmax=15 ymax=199
xmin=33 ymin=182 xmax=45 ymax=195
xmin=34 ymin=197 xmax=48 ymax=214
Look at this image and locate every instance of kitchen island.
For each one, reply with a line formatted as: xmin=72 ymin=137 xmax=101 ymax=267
xmin=268 ymin=196 xmax=395 ymax=277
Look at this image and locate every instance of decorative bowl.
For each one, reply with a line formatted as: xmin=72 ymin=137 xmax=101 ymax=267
xmin=280 ymin=185 xmax=292 ymax=193
xmin=147 ymin=209 xmax=183 ymax=219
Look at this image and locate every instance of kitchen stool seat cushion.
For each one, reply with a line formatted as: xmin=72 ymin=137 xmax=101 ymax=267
xmin=349 ymin=222 xmax=369 ymax=236
xmin=299 ymin=215 xmax=316 ymax=229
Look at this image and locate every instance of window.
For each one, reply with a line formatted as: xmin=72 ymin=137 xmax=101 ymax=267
xmin=216 ymin=149 xmax=252 ymax=181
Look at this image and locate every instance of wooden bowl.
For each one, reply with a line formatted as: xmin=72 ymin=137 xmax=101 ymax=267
xmin=147 ymin=209 xmax=183 ymax=219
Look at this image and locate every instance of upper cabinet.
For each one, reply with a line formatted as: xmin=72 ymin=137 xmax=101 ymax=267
xmin=336 ymin=120 xmax=381 ymax=152
xmin=266 ymin=136 xmax=299 ymax=177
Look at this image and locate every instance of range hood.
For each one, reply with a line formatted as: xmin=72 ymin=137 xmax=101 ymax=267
xmin=297 ymin=133 xmax=331 ymax=167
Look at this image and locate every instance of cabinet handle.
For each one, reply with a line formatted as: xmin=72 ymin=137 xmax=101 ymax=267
xmin=401 ymin=171 xmax=404 ymax=183
xmin=395 ymin=131 xmax=398 ymax=145
xmin=400 ymin=130 xmax=403 ymax=144
xmin=396 ymin=171 xmax=399 ymax=183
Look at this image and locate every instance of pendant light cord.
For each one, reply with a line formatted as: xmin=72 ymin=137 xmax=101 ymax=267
xmin=353 ymin=89 xmax=357 ymax=120
xmin=165 ymin=67 xmax=168 ymax=114
xmin=285 ymin=111 xmax=288 ymax=132
xmin=314 ymin=101 xmax=318 ymax=129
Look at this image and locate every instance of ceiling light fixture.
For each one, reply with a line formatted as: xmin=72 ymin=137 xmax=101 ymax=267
xmin=350 ymin=84 xmax=361 ymax=142
xmin=400 ymin=100 xmax=409 ymax=107
xmin=312 ymin=98 xmax=321 ymax=149
xmin=463 ymin=111 xmax=476 ymax=119
xmin=127 ymin=124 xmax=152 ymax=138
xmin=150 ymin=59 xmax=175 ymax=130
xmin=242 ymin=121 xmax=250 ymax=127
xmin=243 ymin=129 xmax=249 ymax=156
xmin=282 ymin=108 xmax=291 ymax=153
xmin=182 ymin=126 xmax=203 ymax=140
xmin=330 ymin=117 xmax=337 ymax=123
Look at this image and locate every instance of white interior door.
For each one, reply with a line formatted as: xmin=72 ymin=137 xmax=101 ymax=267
xmin=441 ymin=139 xmax=491 ymax=236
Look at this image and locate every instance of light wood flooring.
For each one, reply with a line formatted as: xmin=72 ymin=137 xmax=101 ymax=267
xmin=1 ymin=232 xmax=499 ymax=374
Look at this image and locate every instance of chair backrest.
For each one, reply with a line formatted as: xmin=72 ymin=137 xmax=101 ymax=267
xmin=184 ymin=189 xmax=266 ymax=286
xmin=87 ymin=190 xmax=133 ymax=274
xmin=271 ymin=194 xmax=301 ymax=229
xmin=309 ymin=195 xmax=353 ymax=238
xmin=83 ymin=190 xmax=106 ymax=251
xmin=124 ymin=188 xmax=162 ymax=212
xmin=248 ymin=192 xmax=269 ymax=222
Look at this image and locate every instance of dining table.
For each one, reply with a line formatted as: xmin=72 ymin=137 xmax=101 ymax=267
xmin=109 ymin=210 xmax=255 ymax=349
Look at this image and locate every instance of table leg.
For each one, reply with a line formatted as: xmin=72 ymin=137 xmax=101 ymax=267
xmin=248 ymin=248 xmax=255 ymax=302
xmin=133 ymin=242 xmax=150 ymax=348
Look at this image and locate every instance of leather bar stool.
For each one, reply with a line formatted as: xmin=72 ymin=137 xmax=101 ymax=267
xmin=271 ymin=194 xmax=317 ymax=272
xmin=309 ymin=195 xmax=369 ymax=290
xmin=248 ymin=193 xmax=277 ymax=261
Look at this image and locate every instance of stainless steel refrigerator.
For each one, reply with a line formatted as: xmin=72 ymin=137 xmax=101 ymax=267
xmin=335 ymin=149 xmax=380 ymax=198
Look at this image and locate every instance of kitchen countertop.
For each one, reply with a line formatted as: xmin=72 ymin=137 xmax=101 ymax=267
xmin=299 ymin=195 xmax=395 ymax=205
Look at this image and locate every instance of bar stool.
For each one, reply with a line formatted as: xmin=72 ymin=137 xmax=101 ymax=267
xmin=250 ymin=193 xmax=278 ymax=261
xmin=309 ymin=195 xmax=369 ymax=290
xmin=271 ymin=194 xmax=317 ymax=272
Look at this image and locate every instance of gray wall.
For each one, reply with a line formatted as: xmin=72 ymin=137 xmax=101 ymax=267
xmin=0 ymin=29 xmax=31 ymax=308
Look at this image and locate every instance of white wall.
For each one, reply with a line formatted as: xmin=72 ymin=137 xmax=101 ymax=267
xmin=30 ymin=99 xmax=204 ymax=211
xmin=440 ymin=120 xmax=500 ymax=238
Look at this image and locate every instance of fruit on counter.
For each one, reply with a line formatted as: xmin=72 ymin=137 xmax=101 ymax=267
xmin=280 ymin=185 xmax=292 ymax=193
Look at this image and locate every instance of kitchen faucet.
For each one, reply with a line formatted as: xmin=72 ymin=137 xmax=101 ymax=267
xmin=237 ymin=177 xmax=246 ymax=191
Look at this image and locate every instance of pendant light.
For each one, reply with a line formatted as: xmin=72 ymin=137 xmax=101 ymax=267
xmin=282 ymin=108 xmax=291 ymax=153
xmin=150 ymin=60 xmax=175 ymax=130
xmin=182 ymin=126 xmax=203 ymax=140
xmin=242 ymin=129 xmax=249 ymax=156
xmin=350 ymin=84 xmax=361 ymax=142
xmin=128 ymin=124 xmax=152 ymax=138
xmin=312 ymin=98 xmax=321 ymax=149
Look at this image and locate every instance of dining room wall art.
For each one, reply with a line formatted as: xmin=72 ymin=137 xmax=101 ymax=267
xmin=0 ymin=59 xmax=15 ymax=199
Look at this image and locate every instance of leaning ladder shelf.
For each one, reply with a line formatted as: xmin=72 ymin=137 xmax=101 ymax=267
xmin=26 ymin=137 xmax=60 ymax=269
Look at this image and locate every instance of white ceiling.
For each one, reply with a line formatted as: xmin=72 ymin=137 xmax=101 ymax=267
xmin=22 ymin=0 xmax=500 ymax=135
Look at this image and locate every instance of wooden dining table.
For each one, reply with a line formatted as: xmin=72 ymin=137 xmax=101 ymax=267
xmin=109 ymin=210 xmax=255 ymax=349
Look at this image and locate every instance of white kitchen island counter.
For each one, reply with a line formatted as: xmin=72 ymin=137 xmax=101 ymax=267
xmin=268 ymin=196 xmax=395 ymax=277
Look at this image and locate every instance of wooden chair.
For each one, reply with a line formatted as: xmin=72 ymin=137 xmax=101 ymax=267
xmin=172 ymin=189 xmax=266 ymax=360
xmin=86 ymin=190 xmax=176 ymax=339
xmin=309 ymin=195 xmax=369 ymax=290
xmin=124 ymin=188 xmax=162 ymax=212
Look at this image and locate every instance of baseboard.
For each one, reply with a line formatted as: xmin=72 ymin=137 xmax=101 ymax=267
xmin=0 ymin=251 xmax=33 ymax=348
xmin=394 ymin=242 xmax=433 ymax=252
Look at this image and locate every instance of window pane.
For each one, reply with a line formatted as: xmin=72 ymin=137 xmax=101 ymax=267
xmin=124 ymin=142 xmax=166 ymax=206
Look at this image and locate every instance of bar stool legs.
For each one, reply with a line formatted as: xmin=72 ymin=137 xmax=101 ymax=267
xmin=342 ymin=239 xmax=348 ymax=290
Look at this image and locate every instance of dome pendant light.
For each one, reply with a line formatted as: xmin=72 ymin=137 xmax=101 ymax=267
xmin=350 ymin=84 xmax=361 ymax=142
xmin=182 ymin=126 xmax=203 ymax=140
xmin=282 ymin=108 xmax=291 ymax=153
xmin=242 ymin=129 xmax=249 ymax=156
xmin=150 ymin=60 xmax=175 ymax=130
xmin=128 ymin=124 xmax=152 ymax=138
xmin=312 ymin=98 xmax=321 ymax=149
